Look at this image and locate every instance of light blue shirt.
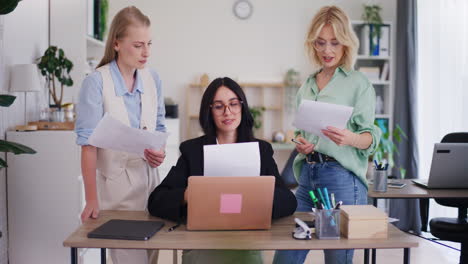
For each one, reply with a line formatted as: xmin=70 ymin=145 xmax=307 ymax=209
xmin=75 ymin=60 xmax=166 ymax=146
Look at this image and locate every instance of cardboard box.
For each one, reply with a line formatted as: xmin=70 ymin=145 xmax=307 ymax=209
xmin=340 ymin=205 xmax=388 ymax=239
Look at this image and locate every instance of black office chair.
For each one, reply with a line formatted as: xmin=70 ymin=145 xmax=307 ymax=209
xmin=280 ymin=149 xmax=298 ymax=189
xmin=429 ymin=132 xmax=468 ymax=264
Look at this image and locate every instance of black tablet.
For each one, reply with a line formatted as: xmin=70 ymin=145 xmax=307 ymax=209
xmin=88 ymin=219 xmax=165 ymax=241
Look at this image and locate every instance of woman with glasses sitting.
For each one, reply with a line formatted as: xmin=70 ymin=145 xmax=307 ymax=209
xmin=147 ymin=77 xmax=297 ymax=264
xmin=273 ymin=6 xmax=381 ymax=264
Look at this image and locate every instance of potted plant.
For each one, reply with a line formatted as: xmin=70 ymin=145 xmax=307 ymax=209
xmin=37 ymin=46 xmax=74 ymax=121
xmin=373 ymin=120 xmax=408 ymax=178
xmin=0 ymin=95 xmax=36 ymax=168
xmin=249 ymin=106 xmax=265 ymax=138
xmin=362 ymin=4 xmax=383 ymax=55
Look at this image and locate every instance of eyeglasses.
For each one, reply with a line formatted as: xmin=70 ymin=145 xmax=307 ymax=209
xmin=210 ymin=99 xmax=243 ymax=116
xmin=313 ymin=39 xmax=342 ymax=52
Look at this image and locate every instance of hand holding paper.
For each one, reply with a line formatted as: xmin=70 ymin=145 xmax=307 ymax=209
xmin=293 ymin=100 xmax=353 ymax=140
xmin=88 ymin=113 xmax=169 ymax=156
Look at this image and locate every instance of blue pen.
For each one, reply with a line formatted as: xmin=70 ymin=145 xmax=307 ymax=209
xmin=323 ymin=188 xmax=332 ymax=210
xmin=384 ymin=164 xmax=389 ymax=170
xmin=374 ymin=160 xmax=379 ymax=169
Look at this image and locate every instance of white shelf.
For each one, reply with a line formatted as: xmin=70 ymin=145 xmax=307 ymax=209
xmin=376 ymin=114 xmax=391 ymax=119
xmin=357 ymin=55 xmax=391 ymax=60
xmin=86 ymin=35 xmax=105 ymax=48
xmin=371 ymin=80 xmax=390 ymax=85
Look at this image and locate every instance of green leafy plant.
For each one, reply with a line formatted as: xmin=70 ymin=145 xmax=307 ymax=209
xmin=362 ymin=4 xmax=383 ymax=52
xmin=37 ymin=46 xmax=74 ymax=108
xmin=249 ymin=106 xmax=266 ymax=130
xmin=373 ymin=121 xmax=408 ymax=178
xmin=0 ymin=95 xmax=36 ymax=168
xmin=0 ymin=0 xmax=21 ymax=15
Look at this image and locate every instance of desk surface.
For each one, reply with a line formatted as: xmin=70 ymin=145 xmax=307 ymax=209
xmin=63 ymin=210 xmax=418 ymax=250
xmin=368 ymin=179 xmax=468 ymax=198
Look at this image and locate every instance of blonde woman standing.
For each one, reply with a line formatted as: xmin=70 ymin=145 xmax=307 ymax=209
xmin=75 ymin=6 xmax=165 ymax=264
xmin=274 ymin=6 xmax=381 ymax=264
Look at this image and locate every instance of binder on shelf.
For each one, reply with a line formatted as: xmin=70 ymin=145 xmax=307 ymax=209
xmin=379 ymin=25 xmax=390 ymax=57
xmin=359 ymin=24 xmax=370 ymax=56
xmin=359 ymin=66 xmax=380 ymax=82
xmin=369 ymin=24 xmax=380 ymax=56
xmin=380 ymin=62 xmax=390 ymax=81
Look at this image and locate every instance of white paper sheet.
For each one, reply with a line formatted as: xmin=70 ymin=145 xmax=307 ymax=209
xmin=203 ymin=142 xmax=260 ymax=177
xmin=88 ymin=113 xmax=169 ymax=156
xmin=293 ymin=100 xmax=353 ymax=139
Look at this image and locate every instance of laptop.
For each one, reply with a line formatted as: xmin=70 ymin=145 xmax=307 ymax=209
xmin=186 ymin=176 xmax=275 ymax=230
xmin=412 ymin=143 xmax=468 ymax=189
xmin=88 ymin=219 xmax=165 ymax=240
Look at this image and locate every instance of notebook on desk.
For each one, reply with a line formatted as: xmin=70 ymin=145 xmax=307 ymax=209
xmin=88 ymin=219 xmax=165 ymax=241
xmin=186 ymin=176 xmax=275 ymax=230
xmin=412 ymin=143 xmax=468 ymax=189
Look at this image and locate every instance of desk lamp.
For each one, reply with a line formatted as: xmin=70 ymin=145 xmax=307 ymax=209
xmin=9 ymin=64 xmax=41 ymax=131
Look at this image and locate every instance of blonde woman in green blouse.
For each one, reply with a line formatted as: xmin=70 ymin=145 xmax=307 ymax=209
xmin=274 ymin=6 xmax=381 ymax=264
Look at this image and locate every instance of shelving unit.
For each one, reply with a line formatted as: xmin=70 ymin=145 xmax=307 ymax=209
xmin=352 ymin=21 xmax=394 ymax=134
xmin=185 ymin=80 xmax=286 ymax=142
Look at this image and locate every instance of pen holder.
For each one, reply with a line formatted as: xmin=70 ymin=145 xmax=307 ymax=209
xmin=315 ymin=209 xmax=340 ymax=240
xmin=373 ymin=169 xmax=388 ymax=192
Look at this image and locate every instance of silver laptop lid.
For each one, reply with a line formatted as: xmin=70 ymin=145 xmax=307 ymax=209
xmin=428 ymin=143 xmax=468 ymax=188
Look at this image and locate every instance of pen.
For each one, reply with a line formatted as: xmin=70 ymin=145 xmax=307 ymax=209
xmin=323 ymin=188 xmax=332 ymax=210
xmin=168 ymin=223 xmax=180 ymax=232
xmin=308 ymin=190 xmax=319 ymax=207
xmin=374 ymin=160 xmax=380 ymax=169
xmin=291 ymin=138 xmax=304 ymax=145
xmin=335 ymin=201 xmax=343 ymax=210
xmin=317 ymin=188 xmax=329 ymax=209
xmin=330 ymin=193 xmax=336 ymax=208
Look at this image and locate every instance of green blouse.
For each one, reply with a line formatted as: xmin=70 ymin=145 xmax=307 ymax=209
xmin=293 ymin=66 xmax=381 ymax=188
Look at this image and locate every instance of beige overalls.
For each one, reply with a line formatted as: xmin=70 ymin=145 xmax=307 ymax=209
xmin=96 ymin=65 xmax=160 ymax=264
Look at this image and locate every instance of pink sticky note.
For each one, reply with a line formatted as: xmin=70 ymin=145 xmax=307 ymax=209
xmin=219 ymin=194 xmax=242 ymax=214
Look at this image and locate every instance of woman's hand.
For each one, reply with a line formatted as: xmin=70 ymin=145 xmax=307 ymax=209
xmin=322 ymin=126 xmax=357 ymax=146
xmin=144 ymin=149 xmax=165 ymax=168
xmin=81 ymin=199 xmax=99 ymax=222
xmin=295 ymin=136 xmax=315 ymax=155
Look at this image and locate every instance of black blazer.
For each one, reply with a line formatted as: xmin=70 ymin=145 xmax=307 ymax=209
xmin=147 ymin=135 xmax=297 ymax=222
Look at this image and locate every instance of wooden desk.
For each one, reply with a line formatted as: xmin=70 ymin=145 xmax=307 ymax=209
xmin=63 ymin=210 xmax=418 ymax=264
xmin=367 ymin=179 xmax=468 ymax=264
xmin=368 ymin=179 xmax=468 ymax=200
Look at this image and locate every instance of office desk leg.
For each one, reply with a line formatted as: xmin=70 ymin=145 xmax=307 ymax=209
xmin=404 ymin=248 xmax=410 ymax=264
xmin=372 ymin=249 xmax=376 ymax=264
xmin=173 ymin=249 xmax=178 ymax=264
xmin=101 ymin=248 xmax=107 ymax=264
xmin=71 ymin=248 xmax=78 ymax=264
xmin=364 ymin=249 xmax=370 ymax=264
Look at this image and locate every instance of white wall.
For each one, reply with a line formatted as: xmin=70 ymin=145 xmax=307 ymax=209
xmin=107 ymin=0 xmax=397 ymax=139
xmin=0 ymin=0 xmax=49 ymax=262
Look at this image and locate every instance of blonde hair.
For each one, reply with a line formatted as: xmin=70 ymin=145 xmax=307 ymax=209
xmin=97 ymin=6 xmax=151 ymax=68
xmin=305 ymin=6 xmax=358 ymax=71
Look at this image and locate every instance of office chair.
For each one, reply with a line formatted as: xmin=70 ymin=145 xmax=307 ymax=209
xmin=280 ymin=149 xmax=298 ymax=189
xmin=429 ymin=132 xmax=468 ymax=264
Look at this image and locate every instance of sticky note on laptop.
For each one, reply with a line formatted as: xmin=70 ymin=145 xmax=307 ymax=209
xmin=220 ymin=194 xmax=242 ymax=214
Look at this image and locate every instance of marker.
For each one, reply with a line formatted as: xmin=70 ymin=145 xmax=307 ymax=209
xmin=317 ymin=188 xmax=329 ymax=209
xmin=323 ymin=188 xmax=332 ymax=210
xmin=330 ymin=193 xmax=336 ymax=208
xmin=308 ymin=190 xmax=319 ymax=207
xmin=291 ymin=138 xmax=304 ymax=145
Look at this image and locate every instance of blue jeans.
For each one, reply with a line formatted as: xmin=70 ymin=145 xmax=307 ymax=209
xmin=273 ymin=161 xmax=368 ymax=264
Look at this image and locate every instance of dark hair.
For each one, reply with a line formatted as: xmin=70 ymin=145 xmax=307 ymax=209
xmin=199 ymin=77 xmax=254 ymax=142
